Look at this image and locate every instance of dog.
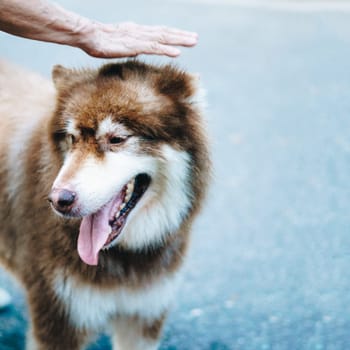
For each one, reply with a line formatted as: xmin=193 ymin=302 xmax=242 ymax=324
xmin=0 ymin=59 xmax=210 ymax=350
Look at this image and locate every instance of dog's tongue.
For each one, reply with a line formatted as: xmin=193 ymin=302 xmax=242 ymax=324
xmin=77 ymin=203 xmax=113 ymax=266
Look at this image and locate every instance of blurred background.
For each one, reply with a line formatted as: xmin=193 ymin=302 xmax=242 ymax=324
xmin=2 ymin=0 xmax=350 ymax=349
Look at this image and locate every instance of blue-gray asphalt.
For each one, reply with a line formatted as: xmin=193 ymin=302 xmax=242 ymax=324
xmin=1 ymin=1 xmax=350 ymax=349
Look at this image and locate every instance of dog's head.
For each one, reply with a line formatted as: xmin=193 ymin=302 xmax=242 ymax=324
xmin=48 ymin=61 xmax=209 ymax=266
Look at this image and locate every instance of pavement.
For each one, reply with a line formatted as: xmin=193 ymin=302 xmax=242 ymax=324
xmin=2 ymin=0 xmax=350 ymax=349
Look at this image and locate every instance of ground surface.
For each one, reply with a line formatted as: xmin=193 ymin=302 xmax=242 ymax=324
xmin=1 ymin=0 xmax=350 ymax=349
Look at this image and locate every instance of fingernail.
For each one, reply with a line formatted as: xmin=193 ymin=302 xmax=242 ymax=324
xmin=168 ymin=47 xmax=181 ymax=57
xmin=185 ymin=36 xmax=198 ymax=46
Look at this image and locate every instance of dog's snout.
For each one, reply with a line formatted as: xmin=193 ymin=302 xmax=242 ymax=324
xmin=48 ymin=188 xmax=76 ymax=214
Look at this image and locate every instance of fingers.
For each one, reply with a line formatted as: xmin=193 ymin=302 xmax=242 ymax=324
xmin=119 ymin=22 xmax=198 ymax=49
xmin=122 ymin=22 xmax=197 ymax=38
xmin=142 ymin=42 xmax=181 ymax=57
xmin=158 ymin=34 xmax=198 ymax=47
xmin=139 ymin=23 xmax=198 ymax=40
xmin=81 ymin=21 xmax=198 ymax=59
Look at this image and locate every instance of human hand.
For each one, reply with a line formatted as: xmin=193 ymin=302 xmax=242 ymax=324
xmin=78 ymin=21 xmax=198 ymax=58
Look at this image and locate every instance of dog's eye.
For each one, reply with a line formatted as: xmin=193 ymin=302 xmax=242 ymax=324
xmin=109 ymin=136 xmax=126 ymax=144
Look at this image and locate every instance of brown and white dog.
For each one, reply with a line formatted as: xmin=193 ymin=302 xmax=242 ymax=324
xmin=0 ymin=59 xmax=210 ymax=350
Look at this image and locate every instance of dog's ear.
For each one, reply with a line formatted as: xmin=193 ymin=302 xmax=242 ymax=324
xmin=52 ymin=65 xmax=92 ymax=90
xmin=52 ymin=65 xmax=72 ymax=89
xmin=157 ymin=66 xmax=201 ymax=102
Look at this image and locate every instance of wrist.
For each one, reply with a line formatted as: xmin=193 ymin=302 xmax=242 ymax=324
xmin=59 ymin=15 xmax=94 ymax=47
xmin=70 ymin=19 xmax=102 ymax=56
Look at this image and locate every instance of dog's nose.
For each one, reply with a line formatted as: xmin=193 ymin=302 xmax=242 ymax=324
xmin=48 ymin=188 xmax=76 ymax=214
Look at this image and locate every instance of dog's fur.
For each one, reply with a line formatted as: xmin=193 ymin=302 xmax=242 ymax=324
xmin=0 ymin=59 xmax=210 ymax=350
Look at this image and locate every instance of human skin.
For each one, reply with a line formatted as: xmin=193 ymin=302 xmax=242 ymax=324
xmin=0 ymin=0 xmax=198 ymax=58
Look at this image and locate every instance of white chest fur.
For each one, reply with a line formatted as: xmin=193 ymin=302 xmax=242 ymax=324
xmin=53 ymin=271 xmax=179 ymax=331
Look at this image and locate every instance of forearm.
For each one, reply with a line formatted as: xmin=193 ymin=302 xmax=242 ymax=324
xmin=0 ymin=0 xmax=92 ymax=47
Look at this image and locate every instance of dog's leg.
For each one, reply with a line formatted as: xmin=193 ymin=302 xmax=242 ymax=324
xmin=25 ymin=326 xmax=38 ymax=350
xmin=26 ymin=291 xmax=87 ymax=350
xmin=25 ymin=319 xmax=86 ymax=350
xmin=26 ymin=325 xmax=89 ymax=350
xmin=111 ymin=315 xmax=165 ymax=350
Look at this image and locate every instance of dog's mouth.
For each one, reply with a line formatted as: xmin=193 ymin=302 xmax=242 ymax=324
xmin=77 ymin=173 xmax=151 ymax=266
xmin=107 ymin=173 xmax=151 ymax=246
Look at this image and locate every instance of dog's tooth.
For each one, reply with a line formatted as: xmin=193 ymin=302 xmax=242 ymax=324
xmin=123 ymin=178 xmax=134 ymax=206
xmin=119 ymin=203 xmax=125 ymax=211
xmin=125 ymin=193 xmax=131 ymax=203
xmin=127 ymin=179 xmax=135 ymax=193
xmin=115 ymin=211 xmax=120 ymax=218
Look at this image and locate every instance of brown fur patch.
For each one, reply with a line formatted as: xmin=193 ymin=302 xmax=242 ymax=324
xmin=142 ymin=314 xmax=166 ymax=340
